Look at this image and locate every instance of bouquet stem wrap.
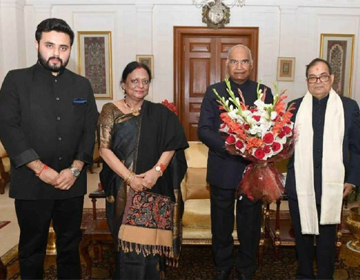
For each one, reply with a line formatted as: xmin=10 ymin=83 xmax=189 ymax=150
xmin=239 ymin=162 xmax=285 ymax=203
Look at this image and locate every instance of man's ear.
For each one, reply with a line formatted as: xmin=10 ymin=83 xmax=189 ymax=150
xmin=330 ymin=73 xmax=335 ymax=84
xmin=34 ymin=40 xmax=39 ymax=51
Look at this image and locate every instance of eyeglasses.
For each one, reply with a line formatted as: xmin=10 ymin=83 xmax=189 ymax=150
xmin=228 ymin=59 xmax=251 ymax=67
xmin=307 ymin=75 xmax=331 ymax=84
xmin=130 ymin=78 xmax=150 ymax=86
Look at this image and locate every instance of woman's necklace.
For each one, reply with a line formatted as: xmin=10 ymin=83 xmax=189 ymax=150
xmin=123 ymin=98 xmax=141 ymax=116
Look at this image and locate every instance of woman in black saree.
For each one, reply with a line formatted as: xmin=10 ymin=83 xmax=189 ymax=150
xmin=97 ymin=61 xmax=188 ymax=280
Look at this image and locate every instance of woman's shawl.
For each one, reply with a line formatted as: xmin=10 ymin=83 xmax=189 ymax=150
xmin=136 ymin=101 xmax=188 ymax=200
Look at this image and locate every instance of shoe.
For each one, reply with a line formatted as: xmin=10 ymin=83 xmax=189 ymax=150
xmin=213 ymin=270 xmax=231 ymax=280
xmin=238 ymin=273 xmax=253 ymax=280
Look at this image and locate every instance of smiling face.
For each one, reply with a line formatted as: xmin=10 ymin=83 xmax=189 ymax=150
xmin=121 ymin=67 xmax=150 ymax=102
xmin=35 ymin=30 xmax=71 ymax=75
xmin=226 ymin=46 xmax=253 ymax=84
xmin=307 ymin=61 xmax=334 ymax=100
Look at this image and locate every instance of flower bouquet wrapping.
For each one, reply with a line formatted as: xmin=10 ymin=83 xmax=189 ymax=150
xmin=213 ymin=79 xmax=296 ymax=203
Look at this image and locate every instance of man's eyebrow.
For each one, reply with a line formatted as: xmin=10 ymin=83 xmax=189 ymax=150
xmin=308 ymin=72 xmax=328 ymax=76
xmin=43 ymin=41 xmax=69 ymax=48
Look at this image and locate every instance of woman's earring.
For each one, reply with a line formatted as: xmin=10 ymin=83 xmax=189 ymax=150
xmin=122 ymin=88 xmax=126 ymax=94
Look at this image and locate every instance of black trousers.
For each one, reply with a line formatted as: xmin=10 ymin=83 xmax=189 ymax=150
xmin=288 ymin=197 xmax=337 ymax=280
xmin=210 ymin=185 xmax=262 ymax=275
xmin=15 ymin=196 xmax=84 ymax=279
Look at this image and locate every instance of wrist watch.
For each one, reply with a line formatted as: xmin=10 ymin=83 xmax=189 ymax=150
xmin=69 ymin=166 xmax=81 ymax=178
xmin=154 ymin=163 xmax=166 ymax=176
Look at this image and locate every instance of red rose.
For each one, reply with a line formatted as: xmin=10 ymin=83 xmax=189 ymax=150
xmin=263 ymin=145 xmax=271 ymax=153
xmin=235 ymin=140 xmax=244 ymax=150
xmin=254 ymin=148 xmax=265 ymax=159
xmin=250 ymin=108 xmax=258 ymax=113
xmin=220 ymin=123 xmax=227 ymax=129
xmin=253 ymin=115 xmax=261 ymax=121
xmin=263 ymin=133 xmax=274 ymax=144
xmin=244 ymin=124 xmax=250 ymax=130
xmin=278 ymin=131 xmax=286 ymax=138
xmin=283 ymin=126 xmax=292 ymax=134
xmin=226 ymin=135 xmax=236 ymax=144
xmin=272 ymin=142 xmax=281 ymax=152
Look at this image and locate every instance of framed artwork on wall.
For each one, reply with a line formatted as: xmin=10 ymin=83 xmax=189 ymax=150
xmin=276 ymin=57 xmax=295 ymax=81
xmin=320 ymin=34 xmax=355 ymax=97
xmin=78 ymin=31 xmax=113 ymax=99
xmin=136 ymin=55 xmax=154 ymax=78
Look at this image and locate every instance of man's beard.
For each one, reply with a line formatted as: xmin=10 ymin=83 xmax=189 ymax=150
xmin=38 ymin=51 xmax=69 ymax=73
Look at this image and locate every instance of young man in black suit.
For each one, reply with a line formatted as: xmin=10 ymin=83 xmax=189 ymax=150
xmin=198 ymin=45 xmax=273 ymax=280
xmin=285 ymin=58 xmax=360 ymax=279
xmin=0 ymin=18 xmax=98 ymax=279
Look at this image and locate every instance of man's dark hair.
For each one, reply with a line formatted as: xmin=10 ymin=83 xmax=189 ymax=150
xmin=305 ymin=58 xmax=333 ymax=77
xmin=35 ymin=18 xmax=74 ymax=46
xmin=121 ymin=61 xmax=152 ymax=84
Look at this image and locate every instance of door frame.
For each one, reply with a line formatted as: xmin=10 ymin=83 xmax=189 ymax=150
xmin=173 ymin=26 xmax=259 ymax=123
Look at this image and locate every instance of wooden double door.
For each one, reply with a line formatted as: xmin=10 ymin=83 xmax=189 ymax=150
xmin=174 ymin=27 xmax=259 ymax=140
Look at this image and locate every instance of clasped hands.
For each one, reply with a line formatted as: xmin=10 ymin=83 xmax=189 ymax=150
xmin=128 ymin=168 xmax=161 ymax=192
xmin=39 ymin=166 xmax=76 ymax=190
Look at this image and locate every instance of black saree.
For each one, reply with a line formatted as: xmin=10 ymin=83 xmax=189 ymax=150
xmin=98 ymin=101 xmax=188 ymax=264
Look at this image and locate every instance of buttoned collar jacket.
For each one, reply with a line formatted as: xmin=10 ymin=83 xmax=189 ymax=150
xmin=0 ymin=63 xmax=99 ymax=199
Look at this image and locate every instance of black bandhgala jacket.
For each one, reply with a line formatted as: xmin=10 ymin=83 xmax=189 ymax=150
xmin=0 ymin=63 xmax=99 ymax=200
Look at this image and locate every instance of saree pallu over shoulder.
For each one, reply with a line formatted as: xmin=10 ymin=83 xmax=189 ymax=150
xmin=98 ymin=103 xmax=140 ymax=241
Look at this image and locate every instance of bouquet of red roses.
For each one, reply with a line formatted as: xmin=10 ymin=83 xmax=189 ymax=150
xmin=161 ymin=99 xmax=178 ymax=116
xmin=213 ymin=78 xmax=295 ymax=203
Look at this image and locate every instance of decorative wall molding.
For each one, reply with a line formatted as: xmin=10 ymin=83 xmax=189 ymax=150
xmin=0 ymin=0 xmax=26 ymax=9
xmin=23 ymin=0 xmax=360 ymax=8
xmin=136 ymin=3 xmax=154 ymax=13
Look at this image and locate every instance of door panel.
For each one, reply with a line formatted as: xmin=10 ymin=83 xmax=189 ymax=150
xmin=191 ymin=59 xmax=210 ymax=96
xmin=174 ymin=27 xmax=259 ymax=141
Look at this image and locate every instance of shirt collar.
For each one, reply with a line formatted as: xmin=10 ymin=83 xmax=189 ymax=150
xmin=229 ymin=78 xmax=250 ymax=90
xmin=312 ymin=93 xmax=329 ymax=105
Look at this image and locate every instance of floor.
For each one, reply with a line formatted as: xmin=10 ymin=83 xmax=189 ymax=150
xmin=1 ymin=165 xmax=357 ymax=258
xmin=0 ymin=164 xmax=105 ymax=257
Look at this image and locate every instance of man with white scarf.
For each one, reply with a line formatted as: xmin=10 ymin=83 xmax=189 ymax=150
xmin=285 ymin=58 xmax=360 ymax=279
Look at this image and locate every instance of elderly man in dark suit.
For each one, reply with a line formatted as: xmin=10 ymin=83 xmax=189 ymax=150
xmin=285 ymin=58 xmax=360 ymax=279
xmin=197 ymin=44 xmax=273 ymax=280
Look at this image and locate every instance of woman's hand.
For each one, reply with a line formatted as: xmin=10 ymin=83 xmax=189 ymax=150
xmin=138 ymin=169 xmax=161 ymax=189
xmin=129 ymin=174 xmax=145 ymax=192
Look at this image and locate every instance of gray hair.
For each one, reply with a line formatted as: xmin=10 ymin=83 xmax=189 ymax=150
xmin=227 ymin=44 xmax=253 ymax=62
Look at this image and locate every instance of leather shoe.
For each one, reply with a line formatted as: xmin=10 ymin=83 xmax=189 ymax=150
xmin=213 ymin=270 xmax=231 ymax=280
xmin=238 ymin=273 xmax=253 ymax=280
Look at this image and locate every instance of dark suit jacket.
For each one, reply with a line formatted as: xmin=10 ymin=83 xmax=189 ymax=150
xmin=285 ymin=95 xmax=360 ymax=201
xmin=0 ymin=63 xmax=99 ymax=200
xmin=197 ymin=79 xmax=273 ymax=189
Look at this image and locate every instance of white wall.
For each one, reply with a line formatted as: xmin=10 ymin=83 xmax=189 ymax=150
xmin=1 ymin=0 xmax=360 ymax=110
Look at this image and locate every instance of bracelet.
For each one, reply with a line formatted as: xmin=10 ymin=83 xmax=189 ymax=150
xmin=36 ymin=164 xmax=48 ymax=177
xmin=125 ymin=172 xmax=135 ymax=185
